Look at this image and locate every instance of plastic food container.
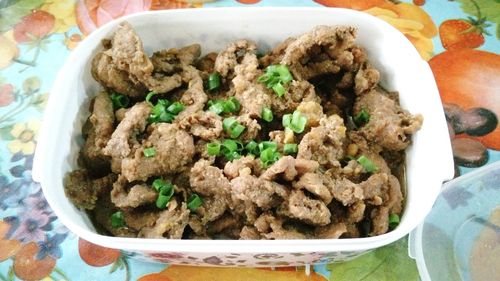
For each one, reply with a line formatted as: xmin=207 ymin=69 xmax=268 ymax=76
xmin=409 ymin=162 xmax=500 ymax=281
xmin=33 ymin=7 xmax=454 ymax=266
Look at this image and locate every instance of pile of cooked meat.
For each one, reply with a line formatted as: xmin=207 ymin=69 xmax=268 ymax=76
xmin=64 ymin=22 xmax=423 ymax=240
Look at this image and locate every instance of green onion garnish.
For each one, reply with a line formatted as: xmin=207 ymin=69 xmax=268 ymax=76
xmin=145 ymin=91 xmax=157 ymax=106
xmin=221 ymin=139 xmax=243 ymax=161
xmin=283 ymin=143 xmax=298 ymax=155
xmin=207 ymin=72 xmax=221 ymax=91
xmin=262 ymin=107 xmax=273 ymax=122
xmin=110 ymin=211 xmax=125 ymax=228
xmin=282 ymin=110 xmax=308 ymax=134
xmin=354 ymin=109 xmax=370 ymax=126
xmin=148 ymin=98 xmax=183 ymax=124
xmin=187 ymin=194 xmax=203 ymax=211
xmin=110 ymin=92 xmax=130 ymax=109
xmin=208 ymin=97 xmax=240 ymax=115
xmin=245 ymin=140 xmax=259 ymax=155
xmin=223 ymin=117 xmax=246 ymax=139
xmin=207 ymin=142 xmax=221 ymax=156
xmin=154 ymin=180 xmax=175 ymax=209
xmin=258 ymin=141 xmax=277 ymax=152
xmin=143 ymin=147 xmax=156 ymax=157
xmin=167 ymin=101 xmax=185 ymax=115
xmin=357 ymin=155 xmax=378 ymax=173
xmin=389 ymin=214 xmax=400 ymax=229
xmin=257 ymin=64 xmax=293 ymax=97
xmin=260 ymin=147 xmax=281 ymax=167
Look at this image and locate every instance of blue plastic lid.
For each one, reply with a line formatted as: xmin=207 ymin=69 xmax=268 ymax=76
xmin=409 ymin=161 xmax=500 ymax=281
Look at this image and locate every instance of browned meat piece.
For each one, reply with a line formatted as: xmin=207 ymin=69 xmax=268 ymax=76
xmin=151 ymin=44 xmax=201 ymax=73
xmin=188 ymin=215 xmax=207 ymax=237
xmin=139 ymin=200 xmax=190 ymax=239
xmin=122 ymin=208 xmax=160 ymax=231
xmin=190 ymin=159 xmax=231 ymax=196
xmin=193 ymin=195 xmax=227 ymax=224
xmin=355 ymin=90 xmax=423 ymax=151
xmin=63 ymin=169 xmax=115 ymax=210
xmin=214 ymin=39 xmax=257 ymax=78
xmin=297 ymin=101 xmax=324 ymax=128
xmin=297 ymin=115 xmax=346 ymax=167
xmin=281 ymin=26 xmax=357 ymax=80
xmin=103 ymin=102 xmax=150 ymax=160
xmin=178 ymin=111 xmax=223 ymax=141
xmin=327 ymin=177 xmax=364 ymax=206
xmin=103 ymin=22 xmax=184 ymax=94
xmin=110 ymin=175 xmax=157 ymax=208
xmin=370 ymin=206 xmax=390 ymax=236
xmin=354 ymin=64 xmax=380 ymax=95
xmin=121 ymin=123 xmax=195 ymax=181
xmin=223 ymin=155 xmax=261 ymax=179
xmin=254 ymin=212 xmax=307 ymax=239
xmin=91 ymin=51 xmax=147 ymax=98
xmin=107 ymin=22 xmax=153 ymax=83
xmin=294 ymin=158 xmax=321 ymax=175
xmin=115 ymin=108 xmax=128 ymax=122
xmin=386 ymin=174 xmax=403 ymax=214
xmin=234 ymin=114 xmax=261 ymax=141
xmin=259 ymin=37 xmax=296 ymax=67
xmin=233 ymin=56 xmax=272 ymax=118
xmin=347 ymin=201 xmax=366 ymax=223
xmin=261 ymin=156 xmax=298 ymax=181
xmin=89 ymin=91 xmax=115 ymax=149
xmin=360 ymin=173 xmax=389 ymax=204
xmin=269 ymin=80 xmax=320 ymax=117
xmin=207 ymin=213 xmax=242 ymax=236
xmin=315 ymin=223 xmax=347 ymax=239
xmin=80 ymin=129 xmax=111 ymax=176
xmin=176 ymin=66 xmax=208 ymax=120
xmin=91 ymin=195 xmax=138 ymax=237
xmin=196 ymin=52 xmax=218 ymax=73
xmin=347 ymin=131 xmax=391 ymax=175
xmin=231 ymin=175 xmax=288 ymax=210
xmin=239 ymin=226 xmax=261 ymax=240
xmin=278 ymin=190 xmax=331 ymax=226
xmin=293 ymin=173 xmax=333 ymax=204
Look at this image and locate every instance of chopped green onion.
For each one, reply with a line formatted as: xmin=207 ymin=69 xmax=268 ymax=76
xmin=221 ymin=139 xmax=243 ymax=161
xmin=187 ymin=194 xmax=203 ymax=211
xmin=207 ymin=142 xmax=221 ymax=156
xmin=110 ymin=211 xmax=125 ymax=228
xmin=260 ymin=147 xmax=281 ymax=167
xmin=262 ymin=107 xmax=273 ymax=122
xmin=207 ymin=72 xmax=221 ymax=91
xmin=207 ymin=97 xmax=240 ymax=115
xmin=245 ymin=140 xmax=259 ymax=155
xmin=145 ymin=91 xmax=157 ymax=106
xmin=223 ymin=117 xmax=246 ymax=139
xmin=148 ymin=98 xmax=183 ymax=124
xmin=167 ymin=102 xmax=185 ymax=115
xmin=152 ymin=178 xmax=169 ymax=192
xmin=258 ymin=64 xmax=293 ymax=97
xmin=354 ymin=109 xmax=370 ymax=126
xmin=357 ymin=155 xmax=378 ymax=173
xmin=208 ymin=102 xmax=225 ymax=115
xmin=258 ymin=141 xmax=277 ymax=152
xmin=143 ymin=147 xmax=156 ymax=157
xmin=282 ymin=110 xmax=308 ymax=134
xmin=389 ymin=214 xmax=400 ymax=229
xmin=155 ymin=181 xmax=175 ymax=209
xmin=272 ymin=82 xmax=286 ymax=97
xmin=231 ymin=124 xmax=246 ymax=139
xmin=110 ymin=92 xmax=130 ymax=109
xmin=283 ymin=143 xmax=298 ymax=155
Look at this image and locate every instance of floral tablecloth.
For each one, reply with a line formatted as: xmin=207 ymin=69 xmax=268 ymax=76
xmin=0 ymin=0 xmax=498 ymax=280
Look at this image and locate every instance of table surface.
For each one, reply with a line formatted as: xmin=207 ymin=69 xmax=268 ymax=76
xmin=0 ymin=0 xmax=499 ymax=280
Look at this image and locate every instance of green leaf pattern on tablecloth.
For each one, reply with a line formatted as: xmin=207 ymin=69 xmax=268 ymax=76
xmin=457 ymin=0 xmax=500 ymax=39
xmin=0 ymin=0 xmax=44 ymax=32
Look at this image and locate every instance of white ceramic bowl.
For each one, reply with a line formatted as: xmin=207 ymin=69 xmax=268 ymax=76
xmin=33 ymin=7 xmax=454 ymax=266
